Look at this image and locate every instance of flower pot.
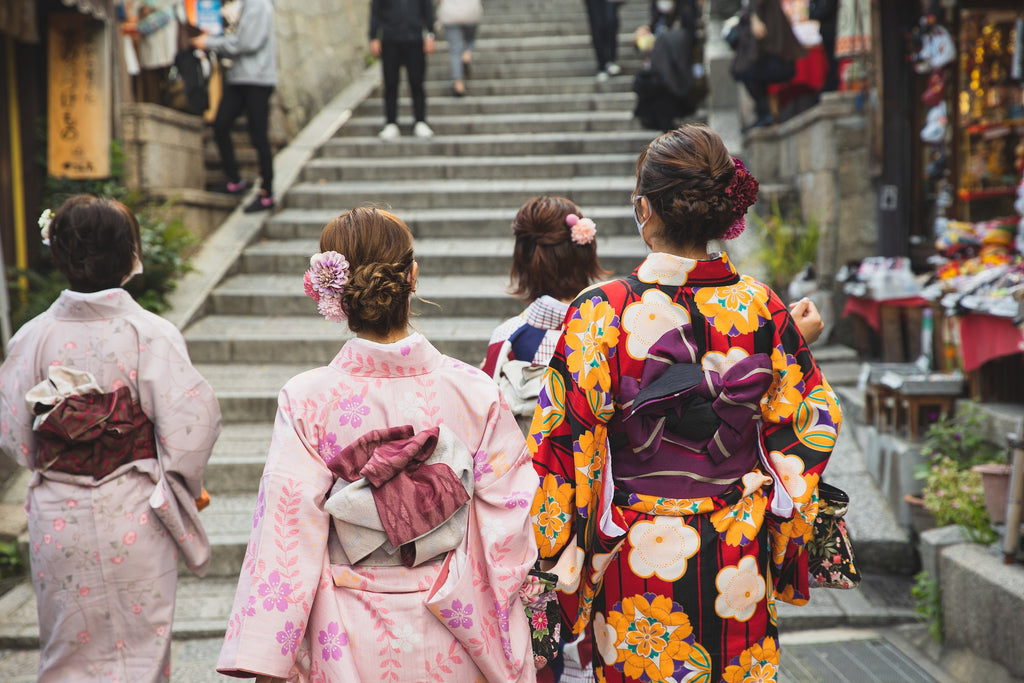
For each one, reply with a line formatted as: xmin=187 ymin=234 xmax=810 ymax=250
xmin=971 ymin=463 xmax=1012 ymax=525
xmin=904 ymin=493 xmax=937 ymax=535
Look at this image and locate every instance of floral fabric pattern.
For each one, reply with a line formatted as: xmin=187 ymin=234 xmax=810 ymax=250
xmin=529 ymin=253 xmax=841 ymax=682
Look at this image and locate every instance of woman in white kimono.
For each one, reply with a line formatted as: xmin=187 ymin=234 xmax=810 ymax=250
xmin=217 ymin=207 xmax=538 ymax=682
xmin=0 ymin=195 xmax=221 ymax=682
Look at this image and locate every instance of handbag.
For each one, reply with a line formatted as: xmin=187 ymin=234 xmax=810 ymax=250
xmin=519 ymin=568 xmax=562 ymax=669
xmin=806 ymin=482 xmax=860 ymax=589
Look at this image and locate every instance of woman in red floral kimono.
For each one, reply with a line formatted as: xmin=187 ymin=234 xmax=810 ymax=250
xmin=528 ymin=124 xmax=842 ymax=683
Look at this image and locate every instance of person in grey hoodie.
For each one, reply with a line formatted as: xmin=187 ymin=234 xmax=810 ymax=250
xmin=192 ymin=0 xmax=278 ymax=212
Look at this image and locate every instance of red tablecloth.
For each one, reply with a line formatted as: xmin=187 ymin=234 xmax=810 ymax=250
xmin=842 ymin=296 xmax=930 ymax=331
xmin=956 ymin=313 xmax=1024 ymax=372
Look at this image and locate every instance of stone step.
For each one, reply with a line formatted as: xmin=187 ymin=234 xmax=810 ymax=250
xmin=405 ymin=74 xmax=635 ymax=98
xmin=204 ymin=422 xmax=274 ymax=495
xmin=301 ymin=152 xmax=639 ymax=183
xmin=184 ymin=315 xmax=503 ymax=366
xmin=319 ymin=129 xmax=659 ymax=159
xmin=264 ymin=205 xmax=638 ymax=240
xmin=419 ymin=56 xmax=643 ymax=81
xmin=235 ymin=235 xmax=646 ymax=276
xmin=282 ymin=176 xmax=637 ymax=211
xmin=196 ymin=363 xmax=313 ymax=423
xmin=211 ymin=274 xmax=526 ymax=319
xmin=341 ymin=110 xmax=640 ymax=137
xmin=357 ymin=91 xmax=637 ymax=117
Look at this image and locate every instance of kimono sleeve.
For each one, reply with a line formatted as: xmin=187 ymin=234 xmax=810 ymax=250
xmin=0 ymin=321 xmax=44 ymax=468
xmin=136 ymin=326 xmax=221 ymax=498
xmin=759 ymin=293 xmax=843 ymax=602
xmin=217 ymin=384 xmax=334 ymax=678
xmin=425 ymin=395 xmax=538 ymax=682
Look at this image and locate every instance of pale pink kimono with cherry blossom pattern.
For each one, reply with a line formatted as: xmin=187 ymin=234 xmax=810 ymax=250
xmin=217 ymin=332 xmax=538 ymax=682
xmin=0 ymin=288 xmax=221 ymax=683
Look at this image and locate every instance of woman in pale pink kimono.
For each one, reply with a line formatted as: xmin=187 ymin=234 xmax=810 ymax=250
xmin=0 ymin=195 xmax=221 ymax=682
xmin=217 ymin=207 xmax=538 ymax=682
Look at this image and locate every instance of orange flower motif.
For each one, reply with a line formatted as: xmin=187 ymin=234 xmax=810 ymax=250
xmin=528 ymin=369 xmax=566 ymax=456
xmin=710 ymin=492 xmax=767 ymax=547
xmin=606 ymin=594 xmax=696 ymax=682
xmin=531 ymin=474 xmax=574 ymax=556
xmin=565 ymin=297 xmax=620 ymax=393
xmin=573 ymin=428 xmax=607 ymax=511
xmin=694 ymin=277 xmax=769 ymax=337
xmin=723 ymin=636 xmax=780 ymax=683
xmin=761 ymin=346 xmax=805 ymax=423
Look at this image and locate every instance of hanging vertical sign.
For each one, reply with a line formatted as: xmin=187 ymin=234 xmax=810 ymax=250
xmin=47 ymin=13 xmax=110 ymax=179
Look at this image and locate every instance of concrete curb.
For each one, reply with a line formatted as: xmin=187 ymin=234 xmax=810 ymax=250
xmin=164 ymin=63 xmax=382 ymax=331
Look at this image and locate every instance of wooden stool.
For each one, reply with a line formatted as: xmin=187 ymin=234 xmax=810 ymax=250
xmin=873 ymin=385 xmax=902 ymax=434
xmin=900 ymin=394 xmax=955 ymax=440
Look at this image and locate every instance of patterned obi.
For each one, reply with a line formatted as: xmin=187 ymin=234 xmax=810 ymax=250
xmin=34 ymin=386 xmax=157 ymax=479
xmin=615 ymin=325 xmax=773 ymax=500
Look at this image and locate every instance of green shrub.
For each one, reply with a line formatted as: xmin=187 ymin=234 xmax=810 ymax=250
xmin=747 ymin=198 xmax=820 ymax=295
xmin=912 ymin=570 xmax=942 ymax=642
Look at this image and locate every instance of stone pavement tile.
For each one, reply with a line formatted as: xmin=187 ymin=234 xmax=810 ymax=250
xmin=171 ymin=638 xmax=231 ymax=682
xmin=0 ymin=647 xmax=38 ymax=683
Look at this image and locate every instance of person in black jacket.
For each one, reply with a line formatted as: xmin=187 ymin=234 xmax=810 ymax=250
xmin=370 ymin=0 xmax=436 ymax=139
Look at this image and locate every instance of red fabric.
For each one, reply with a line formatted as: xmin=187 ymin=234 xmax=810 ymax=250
xmin=957 ymin=314 xmax=1024 ymax=372
xmin=768 ymin=44 xmax=828 ymax=106
xmin=842 ymin=295 xmax=929 ymax=331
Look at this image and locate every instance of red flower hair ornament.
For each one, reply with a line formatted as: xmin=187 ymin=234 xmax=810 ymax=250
xmin=722 ymin=157 xmax=760 ymax=240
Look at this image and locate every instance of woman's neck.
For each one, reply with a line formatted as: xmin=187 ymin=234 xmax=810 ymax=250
xmin=357 ymin=327 xmax=411 ymax=345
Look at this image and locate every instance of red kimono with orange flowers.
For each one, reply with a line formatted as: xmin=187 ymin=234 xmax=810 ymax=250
xmin=528 ymin=252 xmax=842 ymax=683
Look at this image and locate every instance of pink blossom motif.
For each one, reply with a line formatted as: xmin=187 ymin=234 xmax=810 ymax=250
xmin=242 ymin=595 xmax=257 ymax=618
xmin=43 ymin=534 xmax=51 ymax=544
xmin=79 ymin=586 xmax=90 ymax=597
xmin=318 ymin=621 xmax=348 ymax=661
xmin=317 ymin=296 xmax=346 ymax=323
xmin=494 ymin=600 xmax=513 ymax=660
xmin=505 ymin=491 xmax=530 ymax=509
xmin=53 ymin=518 xmax=66 ymax=532
xmin=440 ymin=599 xmax=474 ymax=629
xmin=473 ymin=450 xmax=493 ymax=483
xmin=319 ymin=432 xmax=342 ymax=462
xmin=276 ymin=621 xmax=303 ymax=656
xmin=64 ymin=341 xmax=76 ymax=350
xmin=252 ymin=489 xmax=266 ymax=530
xmin=303 ymin=270 xmax=320 ymax=302
xmin=258 ymin=571 xmax=293 ymax=612
xmin=111 ymin=379 xmax=126 ymax=390
xmin=400 ymin=345 xmax=411 ymax=356
xmin=308 ymin=251 xmax=350 ymax=296
xmin=123 ymin=530 xmax=137 ymax=546
xmin=77 ymin=631 xmax=90 ymax=644
xmin=157 ymin=626 xmax=166 ymax=636
xmin=67 ymin=500 xmax=78 ymax=508
xmin=138 ymin=512 xmax=148 ymax=525
xmin=338 ymin=394 xmax=370 ymax=428
xmin=531 ymin=609 xmax=548 ymax=631
xmin=570 ymin=217 xmax=597 ymax=245
xmin=115 ymin=640 xmax=126 ymax=649
xmin=111 ymin=556 xmax=124 ymax=564
xmin=129 ymin=369 xmax=138 ymax=381
xmin=132 ymin=604 xmax=143 ymax=615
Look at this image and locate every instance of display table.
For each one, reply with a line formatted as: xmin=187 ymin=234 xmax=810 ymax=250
xmin=843 ymin=295 xmax=932 ymax=362
xmin=955 ymin=313 xmax=1024 ymax=402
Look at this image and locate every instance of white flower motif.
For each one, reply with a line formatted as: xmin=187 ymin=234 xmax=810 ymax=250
xmin=636 ymin=252 xmax=697 ymax=286
xmin=592 ymin=611 xmax=619 ymax=665
xmin=627 ymin=516 xmax=700 ymax=581
xmin=768 ymin=451 xmax=807 ymax=499
xmin=702 ymin=347 xmax=750 ymax=376
xmin=397 ymin=391 xmax=427 ymax=420
xmin=715 ymin=555 xmax=765 ymax=622
xmin=38 ymin=209 xmax=54 ymax=245
xmin=391 ymin=623 xmax=422 ymax=653
xmin=621 ymin=288 xmax=691 ymax=360
xmin=552 ymin=544 xmax=585 ymax=593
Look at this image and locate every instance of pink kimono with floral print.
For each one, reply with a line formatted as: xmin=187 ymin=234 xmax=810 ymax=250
xmin=0 ymin=288 xmax=221 ymax=683
xmin=217 ymin=333 xmax=538 ymax=682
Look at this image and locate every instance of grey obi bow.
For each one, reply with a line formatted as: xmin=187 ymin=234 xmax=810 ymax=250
xmin=323 ymin=424 xmax=474 ymax=568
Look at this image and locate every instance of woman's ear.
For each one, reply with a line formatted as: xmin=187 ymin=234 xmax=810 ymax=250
xmin=409 ymin=260 xmax=419 ymax=292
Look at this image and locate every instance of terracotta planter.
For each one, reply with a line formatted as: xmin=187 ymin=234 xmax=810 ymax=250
xmin=904 ymin=493 xmax=937 ymax=535
xmin=971 ymin=463 xmax=1013 ymax=525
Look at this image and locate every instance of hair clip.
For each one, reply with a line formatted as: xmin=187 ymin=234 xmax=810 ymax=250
xmin=303 ymin=251 xmax=350 ymax=322
xmin=565 ymin=213 xmax=597 ymax=245
xmin=722 ymin=157 xmax=760 ymax=240
xmin=38 ymin=209 xmax=54 ymax=246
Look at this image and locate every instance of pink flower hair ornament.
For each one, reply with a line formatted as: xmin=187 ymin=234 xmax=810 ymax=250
xmin=722 ymin=157 xmax=760 ymax=240
xmin=565 ymin=213 xmax=597 ymax=245
xmin=304 ymin=251 xmax=350 ymax=322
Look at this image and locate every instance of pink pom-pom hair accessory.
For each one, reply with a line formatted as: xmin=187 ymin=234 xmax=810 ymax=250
xmin=565 ymin=213 xmax=597 ymax=245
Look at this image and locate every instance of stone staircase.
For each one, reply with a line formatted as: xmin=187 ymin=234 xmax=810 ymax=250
xmin=0 ymin=1 xmax=921 ymax=680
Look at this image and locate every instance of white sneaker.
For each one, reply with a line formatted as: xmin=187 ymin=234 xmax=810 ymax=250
xmin=605 ymin=62 xmax=621 ymax=76
xmin=413 ymin=121 xmax=434 ymax=138
xmin=378 ymin=123 xmax=400 ymax=140
xmin=595 ymin=70 xmax=610 ymax=83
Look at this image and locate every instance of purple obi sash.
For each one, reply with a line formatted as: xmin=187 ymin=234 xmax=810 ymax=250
xmin=616 ymin=325 xmax=773 ymax=499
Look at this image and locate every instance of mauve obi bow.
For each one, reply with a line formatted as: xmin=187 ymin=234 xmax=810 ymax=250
xmin=324 ymin=424 xmax=474 ymax=568
xmin=620 ymin=325 xmax=773 ymax=465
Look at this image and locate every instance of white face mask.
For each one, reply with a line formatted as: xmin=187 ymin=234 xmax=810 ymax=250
xmin=656 ymin=0 xmax=674 ymax=14
xmin=121 ymin=255 xmax=144 ymax=286
xmin=632 ymin=195 xmax=649 ymax=235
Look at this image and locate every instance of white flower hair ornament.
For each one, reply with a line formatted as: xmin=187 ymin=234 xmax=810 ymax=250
xmin=303 ymin=251 xmax=350 ymax=322
xmin=39 ymin=209 xmax=54 ymax=246
xmin=565 ymin=213 xmax=597 ymax=245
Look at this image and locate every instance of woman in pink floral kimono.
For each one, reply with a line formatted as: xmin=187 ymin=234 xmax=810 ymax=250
xmin=0 ymin=195 xmax=221 ymax=682
xmin=217 ymin=207 xmax=538 ymax=682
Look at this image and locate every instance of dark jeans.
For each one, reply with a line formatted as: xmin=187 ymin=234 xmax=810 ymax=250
xmin=583 ymin=0 xmax=621 ymax=70
xmin=213 ymin=83 xmax=274 ymax=194
xmin=736 ymin=55 xmax=795 ymax=119
xmin=382 ymin=39 xmax=427 ymax=124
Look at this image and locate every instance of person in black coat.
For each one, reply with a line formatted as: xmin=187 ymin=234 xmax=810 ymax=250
xmin=370 ymin=0 xmax=436 ymax=139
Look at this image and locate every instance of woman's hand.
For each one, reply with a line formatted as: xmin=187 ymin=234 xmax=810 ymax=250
xmin=370 ymin=38 xmax=382 ymax=57
xmin=255 ymin=676 xmax=286 ymax=683
xmin=190 ymin=32 xmax=209 ymax=50
xmin=789 ymin=298 xmax=824 ymax=344
xmin=424 ymin=34 xmax=436 ymax=55
xmin=751 ymin=13 xmax=768 ymax=40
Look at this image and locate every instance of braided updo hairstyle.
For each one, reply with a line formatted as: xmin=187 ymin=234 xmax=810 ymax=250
xmin=319 ymin=207 xmax=415 ymax=336
xmin=48 ymin=195 xmax=142 ymax=292
xmin=509 ymin=196 xmax=609 ymax=302
xmin=634 ymin=125 xmax=740 ymax=248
